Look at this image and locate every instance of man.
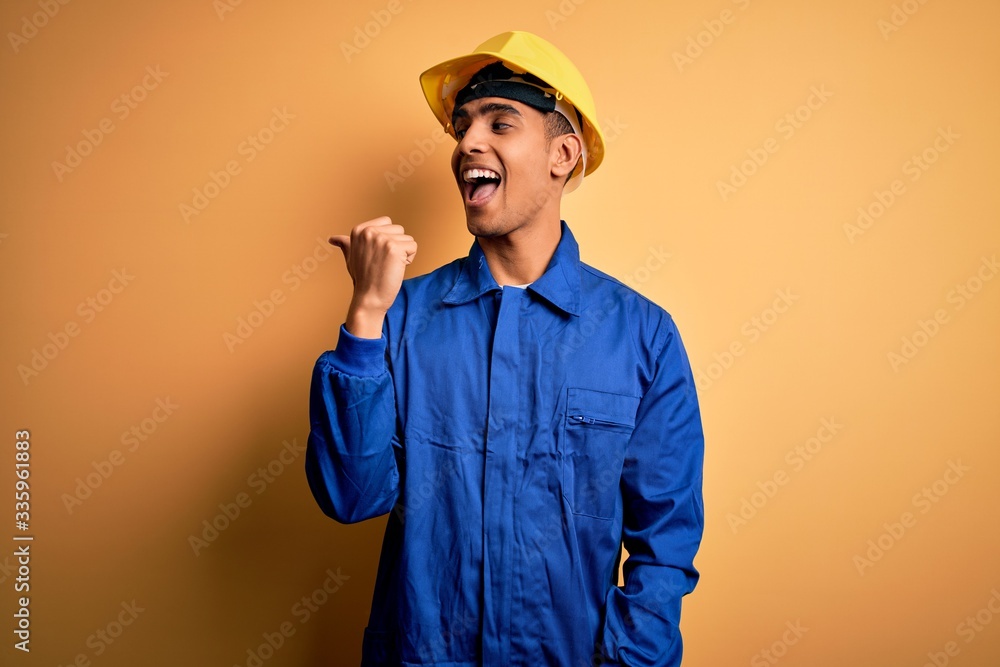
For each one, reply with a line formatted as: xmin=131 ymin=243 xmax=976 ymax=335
xmin=306 ymin=31 xmax=704 ymax=666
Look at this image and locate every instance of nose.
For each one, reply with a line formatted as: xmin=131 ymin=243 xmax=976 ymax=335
xmin=456 ymin=119 xmax=489 ymax=155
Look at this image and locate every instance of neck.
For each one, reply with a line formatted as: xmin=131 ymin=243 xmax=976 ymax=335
xmin=478 ymin=216 xmax=562 ymax=287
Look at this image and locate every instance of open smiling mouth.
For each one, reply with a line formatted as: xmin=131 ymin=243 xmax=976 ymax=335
xmin=462 ymin=168 xmax=502 ymax=207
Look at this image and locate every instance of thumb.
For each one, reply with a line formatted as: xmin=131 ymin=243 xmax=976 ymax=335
xmin=328 ymin=234 xmax=350 ymax=260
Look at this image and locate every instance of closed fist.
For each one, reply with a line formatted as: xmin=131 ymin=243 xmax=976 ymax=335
xmin=329 ymin=216 xmax=417 ymax=337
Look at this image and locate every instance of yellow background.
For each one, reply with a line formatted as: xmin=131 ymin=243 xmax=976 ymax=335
xmin=2 ymin=0 xmax=998 ymax=665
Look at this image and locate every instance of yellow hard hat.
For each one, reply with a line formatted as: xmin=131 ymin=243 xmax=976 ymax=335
xmin=419 ymin=31 xmax=605 ymax=193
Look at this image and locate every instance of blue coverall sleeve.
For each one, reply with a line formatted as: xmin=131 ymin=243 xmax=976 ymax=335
xmin=305 ymin=323 xmax=401 ymax=524
xmin=600 ymin=318 xmax=705 ymax=666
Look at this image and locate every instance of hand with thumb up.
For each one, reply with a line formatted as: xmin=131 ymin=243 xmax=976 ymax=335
xmin=329 ymin=216 xmax=417 ymax=339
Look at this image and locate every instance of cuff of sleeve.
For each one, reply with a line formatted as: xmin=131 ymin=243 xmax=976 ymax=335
xmin=326 ymin=323 xmax=387 ymax=377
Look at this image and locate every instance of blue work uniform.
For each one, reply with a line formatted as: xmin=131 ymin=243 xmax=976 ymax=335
xmin=306 ymin=220 xmax=705 ymax=666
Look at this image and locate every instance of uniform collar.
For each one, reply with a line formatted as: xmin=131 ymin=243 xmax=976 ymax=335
xmin=442 ymin=219 xmax=582 ymax=316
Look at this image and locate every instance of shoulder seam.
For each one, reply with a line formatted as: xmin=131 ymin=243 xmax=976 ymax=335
xmin=579 ymin=262 xmax=671 ymax=315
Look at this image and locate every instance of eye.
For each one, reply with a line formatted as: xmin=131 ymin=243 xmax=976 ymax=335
xmin=492 ymin=121 xmax=511 ymax=132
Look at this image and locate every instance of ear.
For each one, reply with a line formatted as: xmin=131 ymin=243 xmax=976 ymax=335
xmin=549 ymin=132 xmax=584 ymax=181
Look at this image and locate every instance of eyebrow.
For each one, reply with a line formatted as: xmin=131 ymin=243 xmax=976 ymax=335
xmin=453 ymin=102 xmax=523 ymax=121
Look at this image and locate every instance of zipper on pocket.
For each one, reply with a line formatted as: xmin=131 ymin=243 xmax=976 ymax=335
xmin=568 ymin=414 xmax=628 ymax=427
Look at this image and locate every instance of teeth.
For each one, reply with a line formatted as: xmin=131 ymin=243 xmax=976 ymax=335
xmin=463 ymin=168 xmax=500 ymax=183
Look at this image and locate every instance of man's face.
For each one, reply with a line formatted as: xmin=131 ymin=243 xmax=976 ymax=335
xmin=449 ymin=97 xmax=557 ymax=238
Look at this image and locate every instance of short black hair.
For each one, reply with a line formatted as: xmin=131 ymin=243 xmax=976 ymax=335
xmin=543 ymin=110 xmax=574 ymax=142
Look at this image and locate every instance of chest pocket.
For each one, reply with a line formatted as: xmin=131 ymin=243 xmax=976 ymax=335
xmin=562 ymin=387 xmax=641 ymax=520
